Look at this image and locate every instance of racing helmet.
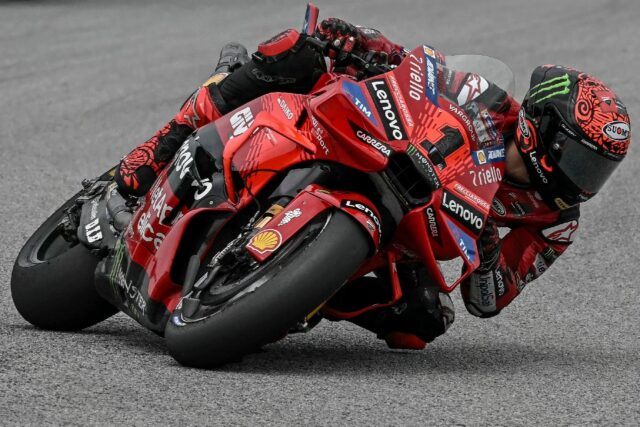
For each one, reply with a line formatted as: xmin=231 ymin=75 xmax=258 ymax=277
xmin=515 ymin=65 xmax=631 ymax=209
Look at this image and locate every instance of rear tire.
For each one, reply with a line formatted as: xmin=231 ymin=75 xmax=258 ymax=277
xmin=165 ymin=211 xmax=371 ymax=368
xmin=11 ymin=194 xmax=118 ymax=331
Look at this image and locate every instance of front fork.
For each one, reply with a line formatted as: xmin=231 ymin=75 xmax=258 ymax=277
xmin=182 ymin=164 xmax=385 ymax=322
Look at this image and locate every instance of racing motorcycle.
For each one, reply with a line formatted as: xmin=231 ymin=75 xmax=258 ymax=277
xmin=11 ymin=4 xmax=515 ymax=368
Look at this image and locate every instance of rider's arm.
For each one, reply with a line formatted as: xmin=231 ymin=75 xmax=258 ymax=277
xmin=460 ymin=207 xmax=580 ymax=317
xmin=441 ymin=69 xmax=521 ymax=141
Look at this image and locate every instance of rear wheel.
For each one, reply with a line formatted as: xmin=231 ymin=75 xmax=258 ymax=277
xmin=11 ymin=193 xmax=118 ymax=331
xmin=165 ymin=210 xmax=371 ymax=368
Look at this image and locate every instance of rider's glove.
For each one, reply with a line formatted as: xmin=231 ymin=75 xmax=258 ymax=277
xmin=460 ymin=217 xmax=505 ymax=318
xmin=316 ymin=18 xmax=405 ymax=65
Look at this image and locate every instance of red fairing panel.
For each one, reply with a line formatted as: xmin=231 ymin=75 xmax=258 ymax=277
xmin=245 ymin=185 xmax=381 ymax=263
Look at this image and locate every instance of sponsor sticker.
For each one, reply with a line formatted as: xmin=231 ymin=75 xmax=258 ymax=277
xmin=603 ymin=120 xmax=629 ymax=141
xmin=471 ymin=147 xmax=505 ymax=165
xmin=518 ymin=108 xmax=530 ymax=138
xmin=554 ymin=197 xmax=571 ymax=210
xmin=408 ymin=52 xmax=425 ymax=102
xmin=366 ymin=79 xmax=408 ymax=141
xmin=349 ymin=122 xmax=392 ymax=157
xmin=453 ymin=182 xmax=491 ymax=211
xmin=278 ymin=209 xmax=302 ymax=226
xmin=182 ymin=89 xmax=201 ymax=129
xmin=494 ymin=269 xmax=506 ymax=297
xmin=230 ymin=107 xmax=254 ymax=137
xmin=541 ymin=246 xmax=559 ymax=264
xmin=515 ymin=272 xmax=527 ymax=292
xmin=150 ymin=186 xmax=173 ymax=223
xmin=476 ymin=272 xmax=496 ymax=308
xmin=533 ymin=254 xmax=548 ymax=275
xmin=311 ymin=116 xmax=330 ymax=155
xmin=247 ymin=229 xmax=283 ymax=254
xmin=342 ymin=200 xmax=382 ymax=237
xmin=491 ymin=199 xmax=506 ymax=216
xmin=343 ymin=80 xmax=378 ymax=125
xmin=528 ymin=150 xmax=549 ymax=184
xmin=469 ymin=167 xmax=502 ymax=187
xmin=511 ymin=201 xmax=528 ymax=217
xmin=388 ymin=74 xmax=414 ymax=128
xmin=407 ymin=145 xmax=441 ymax=189
xmin=530 ymin=73 xmax=570 ymax=104
xmin=89 ymin=198 xmax=99 ymax=221
xmin=441 ymin=190 xmax=485 ymax=235
xmin=448 ymin=103 xmax=476 ymax=142
xmin=85 ymin=218 xmax=103 ymax=244
xmin=480 ymin=110 xmax=499 ymax=142
xmin=423 ymin=50 xmax=439 ymax=106
xmin=541 ymin=220 xmax=578 ymax=243
xmin=457 ymin=74 xmax=489 ymax=105
xmin=445 ymin=218 xmax=477 ymax=264
xmin=425 ymin=206 xmax=441 ymax=244
xmin=423 ymin=45 xmax=436 ymax=58
xmin=277 ymin=97 xmax=294 ymax=120
xmin=174 ymin=141 xmax=194 ymax=180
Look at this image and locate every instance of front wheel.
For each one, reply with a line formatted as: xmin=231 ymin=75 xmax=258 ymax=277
xmin=11 ymin=193 xmax=118 ymax=331
xmin=165 ymin=210 xmax=371 ymax=368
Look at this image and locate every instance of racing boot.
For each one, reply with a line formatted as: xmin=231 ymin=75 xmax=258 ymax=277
xmin=214 ymin=42 xmax=250 ymax=74
xmin=326 ymin=264 xmax=455 ymax=350
xmin=115 ymin=44 xmax=249 ymax=197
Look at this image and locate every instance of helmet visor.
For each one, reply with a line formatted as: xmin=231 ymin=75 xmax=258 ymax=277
xmin=547 ymin=123 xmax=621 ymax=194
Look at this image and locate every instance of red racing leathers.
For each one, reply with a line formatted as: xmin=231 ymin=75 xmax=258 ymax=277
xmin=115 ymin=75 xmax=226 ymax=196
xmin=462 ymin=180 xmax=580 ymax=317
xmin=438 ymin=65 xmax=581 ymax=318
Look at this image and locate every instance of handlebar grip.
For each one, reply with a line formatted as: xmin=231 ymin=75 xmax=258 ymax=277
xmin=304 ymin=35 xmax=329 ymax=52
xmin=303 ymin=35 xmax=393 ymax=77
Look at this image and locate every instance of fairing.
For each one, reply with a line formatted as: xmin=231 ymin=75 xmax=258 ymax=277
xmin=100 ymin=45 xmax=515 ymax=329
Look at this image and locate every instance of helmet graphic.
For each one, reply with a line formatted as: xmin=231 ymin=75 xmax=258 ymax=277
xmin=515 ymin=65 xmax=630 ymax=209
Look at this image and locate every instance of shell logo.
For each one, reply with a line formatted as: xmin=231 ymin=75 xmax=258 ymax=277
xmin=247 ymin=229 xmax=283 ymax=254
xmin=476 ymin=151 xmax=487 ymax=164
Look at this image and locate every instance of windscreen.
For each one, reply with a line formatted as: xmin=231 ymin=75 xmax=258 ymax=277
xmin=444 ymin=54 xmax=515 ymax=97
xmin=437 ymin=54 xmax=516 ymax=148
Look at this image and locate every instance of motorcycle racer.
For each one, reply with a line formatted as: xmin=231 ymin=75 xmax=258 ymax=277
xmin=114 ymin=19 xmax=631 ymax=350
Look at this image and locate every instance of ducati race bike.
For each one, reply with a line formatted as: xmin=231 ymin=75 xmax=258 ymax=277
xmin=11 ymin=4 xmax=515 ymax=368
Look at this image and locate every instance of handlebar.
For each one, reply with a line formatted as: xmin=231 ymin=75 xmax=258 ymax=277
xmin=303 ymin=34 xmax=393 ymax=78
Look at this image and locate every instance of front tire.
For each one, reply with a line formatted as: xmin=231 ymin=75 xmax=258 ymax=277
xmin=165 ymin=211 xmax=371 ymax=368
xmin=11 ymin=194 xmax=118 ymax=331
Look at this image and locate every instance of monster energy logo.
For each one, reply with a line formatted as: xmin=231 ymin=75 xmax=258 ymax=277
xmin=109 ymin=239 xmax=126 ymax=296
xmin=529 ymin=73 xmax=571 ymax=104
xmin=108 ymin=239 xmax=147 ymax=314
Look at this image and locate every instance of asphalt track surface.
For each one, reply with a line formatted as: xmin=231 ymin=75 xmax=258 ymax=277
xmin=1 ymin=0 xmax=639 ymax=425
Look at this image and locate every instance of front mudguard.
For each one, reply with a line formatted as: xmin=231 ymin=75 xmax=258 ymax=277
xmin=245 ymin=184 xmax=381 ymax=263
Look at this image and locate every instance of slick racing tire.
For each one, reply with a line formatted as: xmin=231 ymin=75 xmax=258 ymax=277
xmin=11 ymin=193 xmax=118 ymax=331
xmin=165 ymin=210 xmax=371 ymax=368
